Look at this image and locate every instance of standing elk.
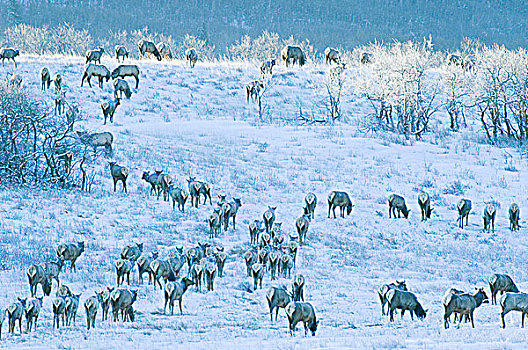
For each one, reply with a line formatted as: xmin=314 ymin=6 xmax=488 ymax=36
xmin=327 ymin=191 xmax=353 ymax=218
xmin=109 ymin=161 xmax=129 ymax=193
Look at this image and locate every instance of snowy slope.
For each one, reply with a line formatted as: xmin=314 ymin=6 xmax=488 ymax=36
xmin=0 ymin=55 xmax=527 ymax=349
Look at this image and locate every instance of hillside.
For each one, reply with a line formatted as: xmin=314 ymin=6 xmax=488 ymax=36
xmin=0 ymin=55 xmax=528 ymax=349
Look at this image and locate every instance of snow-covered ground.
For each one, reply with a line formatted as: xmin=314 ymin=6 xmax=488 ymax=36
xmin=1 ymin=55 xmax=528 ymax=349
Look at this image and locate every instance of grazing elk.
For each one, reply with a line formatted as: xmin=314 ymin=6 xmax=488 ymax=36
xmin=169 ymin=186 xmax=189 ymax=212
xmin=40 ymin=67 xmax=51 ymax=90
xmin=483 ymin=204 xmax=496 ymax=233
xmin=57 ymin=241 xmax=85 ymax=272
xmin=418 ymin=191 xmax=432 ymax=221
xmin=251 ymin=263 xmax=265 ymax=290
xmin=109 ymin=161 xmax=129 ymax=193
xmin=101 ymin=98 xmax=120 ymax=124
xmin=509 ymin=203 xmax=520 ymax=231
xmin=221 ymin=198 xmax=242 ymax=230
xmin=489 ymin=274 xmax=519 ymax=305
xmin=263 ymin=206 xmax=276 ymax=234
xmin=285 ymin=302 xmax=318 ymax=336
xmin=260 ymin=59 xmax=276 ymax=75
xmin=7 ymin=298 xmax=25 ymax=334
xmin=164 ymin=278 xmax=194 ymax=315
xmin=327 ymin=191 xmax=353 ymax=218
xmin=84 ymin=295 xmax=99 ymax=330
xmin=378 ymin=281 xmax=408 ymax=316
xmin=111 ymin=65 xmax=140 ymax=88
xmin=25 ymin=297 xmax=43 ymax=332
xmin=360 ymin=52 xmax=373 ymax=64
xmin=52 ymin=297 xmax=66 ymax=329
xmin=157 ymin=42 xmax=173 ymax=59
xmin=138 ymin=40 xmax=161 ymax=60
xmin=500 ymin=292 xmax=528 ymax=328
xmin=324 ymin=47 xmax=340 ymax=65
xmin=86 ymin=47 xmax=105 ymax=64
xmin=0 ymin=48 xmax=20 ymax=67
xmin=56 ymin=284 xmax=73 ymax=298
xmin=81 ymin=64 xmax=111 ymax=88
xmin=292 ymin=274 xmax=305 ymax=302
xmin=137 ymin=251 xmax=159 ymax=285
xmin=246 ymin=80 xmax=265 ymax=103
xmin=281 ymin=45 xmax=306 ymax=67
xmin=40 ymin=258 xmax=64 ymax=288
xmin=304 ymin=192 xmax=317 ymax=219
xmin=295 ymin=211 xmax=311 ymax=245
xmin=266 ymin=287 xmax=291 ymax=321
xmin=443 ymin=288 xmax=488 ymax=328
xmin=115 ymin=45 xmax=129 ymax=62
xmin=27 ymin=264 xmax=52 ymax=297
xmin=386 ymin=289 xmax=427 ymax=322
xmin=185 ymin=48 xmax=198 ymax=68
xmin=114 ymin=78 xmax=132 ymax=99
xmin=457 ymin=199 xmax=472 ymax=229
xmin=77 ymin=131 xmax=113 ymax=154
xmin=388 ymin=194 xmax=410 ymax=219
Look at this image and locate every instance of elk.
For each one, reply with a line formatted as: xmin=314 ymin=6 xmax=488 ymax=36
xmin=121 ymin=243 xmax=144 ymax=262
xmin=57 ymin=241 xmax=85 ymax=271
xmin=101 ymin=98 xmax=120 ymax=125
xmin=96 ymin=287 xmax=114 ymax=321
xmin=7 ymin=298 xmax=25 ymax=334
xmin=386 ymin=289 xmax=427 ymax=322
xmin=115 ymin=259 xmax=133 ymax=286
xmin=251 ymin=263 xmax=265 ymax=290
xmin=138 ymin=40 xmax=161 ymax=60
xmin=443 ymin=288 xmax=488 ymax=328
xmin=40 ymin=67 xmax=51 ymax=90
xmin=489 ymin=274 xmax=519 ymax=305
xmin=84 ymin=295 xmax=99 ymax=330
xmin=164 ymin=278 xmax=194 ymax=315
xmin=208 ymin=208 xmax=222 ymax=238
xmin=115 ymin=45 xmax=129 ymax=62
xmin=418 ymin=191 xmax=432 ymax=221
xmin=304 ymin=192 xmax=317 ymax=219
xmin=483 ymin=204 xmax=496 ymax=233
xmin=185 ymin=48 xmax=198 ymax=68
xmin=281 ymin=45 xmax=306 ymax=67
xmin=109 ymin=161 xmax=129 ymax=193
xmin=263 ymin=206 xmax=277 ymax=234
xmin=65 ymin=293 xmax=81 ymax=326
xmin=324 ymin=47 xmax=340 ymax=65
xmin=0 ymin=48 xmax=20 ymax=67
xmin=295 ymin=211 xmax=311 ymax=245
xmin=285 ymin=302 xmax=318 ymax=336
xmin=169 ymin=186 xmax=189 ymax=212
xmin=110 ymin=289 xmax=137 ymax=322
xmin=509 ymin=203 xmax=520 ymax=231
xmin=249 ymin=220 xmax=264 ymax=245
xmin=27 ymin=264 xmax=52 ymax=297
xmin=221 ymin=198 xmax=242 ymax=230
xmin=86 ymin=47 xmax=105 ymax=64
xmin=81 ymin=63 xmax=111 ymax=88
xmin=327 ymin=191 xmax=353 ymax=218
xmin=266 ymin=287 xmax=291 ymax=321
xmin=500 ymin=292 xmax=528 ymax=328
xmin=137 ymin=251 xmax=159 ymax=285
xmin=25 ymin=297 xmax=43 ymax=332
xmin=457 ymin=199 xmax=472 ymax=229
xmin=378 ymin=281 xmax=407 ymax=316
xmin=111 ymin=65 xmax=140 ymax=88
xmin=388 ymin=194 xmax=410 ymax=219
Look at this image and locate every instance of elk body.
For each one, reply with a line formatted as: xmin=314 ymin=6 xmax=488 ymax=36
xmin=327 ymin=191 xmax=353 ymax=218
xmin=457 ymin=199 xmax=472 ymax=229
xmin=500 ymin=292 xmax=528 ymax=328
xmin=266 ymin=287 xmax=291 ymax=321
xmin=418 ymin=191 xmax=432 ymax=221
xmin=386 ymin=289 xmax=427 ymax=322
xmin=25 ymin=297 xmax=43 ymax=332
xmin=185 ymin=48 xmax=198 ymax=68
xmin=27 ymin=264 xmax=52 ymax=297
xmin=164 ymin=278 xmax=194 ymax=315
xmin=57 ymin=241 xmax=85 ymax=272
xmin=111 ymin=65 xmax=140 ymax=88
xmin=378 ymin=281 xmax=407 ymax=315
xmin=388 ymin=194 xmax=410 ymax=219
xmin=509 ymin=203 xmax=520 ymax=231
xmin=263 ymin=206 xmax=276 ymax=234
xmin=489 ymin=274 xmax=519 ymax=304
xmin=285 ymin=302 xmax=318 ymax=336
xmin=483 ymin=204 xmax=496 ymax=233
xmin=84 ymin=295 xmax=99 ymax=330
xmin=109 ymin=161 xmax=129 ymax=193
xmin=304 ymin=192 xmax=317 ymax=219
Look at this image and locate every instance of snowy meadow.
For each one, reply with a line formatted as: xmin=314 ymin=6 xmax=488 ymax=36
xmin=0 ymin=46 xmax=528 ymax=349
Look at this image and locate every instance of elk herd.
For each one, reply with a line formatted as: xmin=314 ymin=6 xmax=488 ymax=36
xmin=0 ymin=42 xmax=524 ymax=341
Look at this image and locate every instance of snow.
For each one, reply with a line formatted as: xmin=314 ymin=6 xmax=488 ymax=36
xmin=0 ymin=55 xmax=527 ymax=349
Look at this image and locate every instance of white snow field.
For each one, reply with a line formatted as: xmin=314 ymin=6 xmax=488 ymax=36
xmin=1 ymin=55 xmax=528 ymax=349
